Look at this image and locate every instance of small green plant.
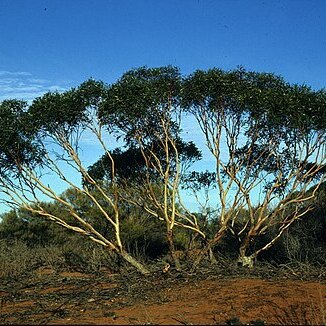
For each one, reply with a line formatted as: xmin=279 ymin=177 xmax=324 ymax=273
xmin=0 ymin=240 xmax=37 ymax=278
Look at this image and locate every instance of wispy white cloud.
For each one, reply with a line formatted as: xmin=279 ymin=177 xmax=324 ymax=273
xmin=0 ymin=71 xmax=71 ymax=102
xmin=0 ymin=71 xmax=32 ymax=77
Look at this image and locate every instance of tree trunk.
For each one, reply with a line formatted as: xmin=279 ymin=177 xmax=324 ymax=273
xmin=237 ymin=255 xmax=255 ymax=268
xmin=191 ymin=242 xmax=217 ymax=272
xmin=167 ymin=229 xmax=182 ymax=271
xmin=208 ymin=247 xmax=217 ymax=264
xmin=237 ymin=247 xmax=255 ymax=268
xmin=191 ymin=231 xmax=224 ymax=272
xmin=119 ymin=250 xmax=150 ymax=275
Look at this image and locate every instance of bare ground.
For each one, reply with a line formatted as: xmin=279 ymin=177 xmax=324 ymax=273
xmin=0 ymin=263 xmax=325 ymax=325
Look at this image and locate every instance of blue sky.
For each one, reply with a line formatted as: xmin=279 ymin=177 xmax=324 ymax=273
xmin=1 ymin=0 xmax=325 ymax=91
xmin=0 ymin=0 xmax=325 ymax=212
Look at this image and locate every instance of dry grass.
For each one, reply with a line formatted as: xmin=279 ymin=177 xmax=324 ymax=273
xmin=0 ymin=240 xmax=122 ymax=279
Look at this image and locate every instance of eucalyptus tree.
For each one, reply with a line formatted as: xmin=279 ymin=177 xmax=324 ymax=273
xmin=0 ymin=80 xmax=149 ymax=274
xmin=98 ymin=66 xmax=203 ymax=270
xmin=182 ymin=68 xmax=326 ymax=267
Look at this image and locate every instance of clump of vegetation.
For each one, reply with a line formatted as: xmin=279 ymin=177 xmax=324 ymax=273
xmin=0 ymin=66 xmax=324 ymax=275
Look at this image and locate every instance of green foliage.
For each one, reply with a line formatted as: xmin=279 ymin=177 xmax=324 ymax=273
xmin=87 ymin=140 xmax=201 ymax=185
xmin=0 ymin=100 xmax=43 ymax=177
xmin=87 ymin=146 xmax=147 ymax=184
xmin=181 ymin=67 xmax=251 ymax=114
xmin=182 ymin=170 xmax=217 ymax=191
xmin=0 ymin=208 xmax=76 ymax=247
xmin=121 ymin=215 xmax=168 ymax=259
xmin=183 ymin=67 xmax=325 ymax=133
xmin=99 ymin=66 xmax=182 ymax=143
xmin=59 ymin=187 xmax=115 ymax=235
xmin=29 ymin=79 xmax=107 ymax=135
xmin=182 ymin=67 xmax=325 ymax=175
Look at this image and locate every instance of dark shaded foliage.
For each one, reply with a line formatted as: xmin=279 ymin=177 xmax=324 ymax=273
xmin=86 ymin=139 xmax=201 ymax=185
xmin=0 ymin=100 xmax=44 ymax=178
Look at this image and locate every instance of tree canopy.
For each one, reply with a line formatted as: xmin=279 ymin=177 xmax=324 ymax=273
xmin=0 ymin=66 xmax=324 ymax=273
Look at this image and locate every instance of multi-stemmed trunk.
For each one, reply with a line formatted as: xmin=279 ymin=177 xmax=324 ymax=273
xmin=167 ymin=228 xmax=182 ymax=271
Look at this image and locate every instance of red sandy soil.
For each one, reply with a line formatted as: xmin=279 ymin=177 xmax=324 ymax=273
xmin=0 ymin=266 xmax=325 ymax=325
